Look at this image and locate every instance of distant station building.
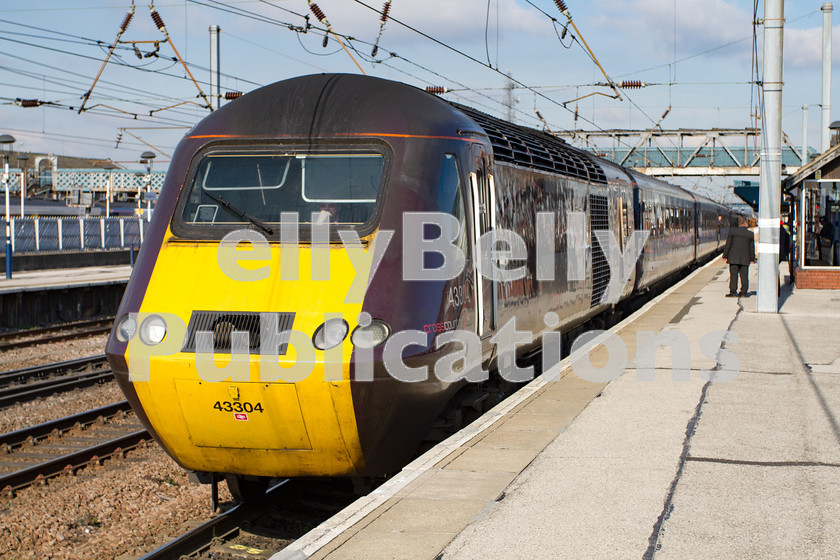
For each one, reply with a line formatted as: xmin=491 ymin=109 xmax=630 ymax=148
xmin=3 ymin=151 xmax=163 ymax=217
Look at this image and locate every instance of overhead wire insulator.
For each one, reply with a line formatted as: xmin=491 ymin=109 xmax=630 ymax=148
xmin=304 ymin=1 xmax=366 ymax=73
xmin=307 ymin=2 xmax=332 ymax=48
xmin=371 ymin=1 xmax=392 ymax=57
xmin=150 ymin=10 xmax=165 ymax=32
xmin=554 ymin=0 xmax=569 ymax=14
xmin=119 ymin=10 xmax=134 ymax=32
xmin=309 ymin=2 xmax=326 ymax=22
xmin=425 ymin=86 xmax=447 ymax=95
xmin=224 ymin=91 xmax=243 ymax=100
xmin=17 ymin=98 xmax=42 ymax=108
xmin=620 ymin=80 xmax=644 ymax=89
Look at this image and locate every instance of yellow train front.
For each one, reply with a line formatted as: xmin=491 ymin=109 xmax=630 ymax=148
xmin=105 ymin=74 xmax=490 ymax=494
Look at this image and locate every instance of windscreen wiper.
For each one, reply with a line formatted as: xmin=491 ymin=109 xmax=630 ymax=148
xmin=202 ymin=190 xmax=275 ymax=236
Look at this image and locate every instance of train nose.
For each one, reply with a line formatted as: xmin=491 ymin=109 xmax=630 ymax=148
xmin=174 ymin=380 xmax=312 ymax=450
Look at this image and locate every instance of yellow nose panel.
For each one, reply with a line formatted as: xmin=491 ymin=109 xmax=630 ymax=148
xmin=174 ymin=379 xmax=312 ymax=450
xmin=126 ymin=228 xmax=375 ymax=477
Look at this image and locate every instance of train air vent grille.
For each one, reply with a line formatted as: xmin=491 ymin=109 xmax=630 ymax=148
xmin=450 ymin=103 xmax=607 ymax=185
xmin=590 ymin=194 xmax=611 ymax=307
xmin=181 ymin=311 xmax=295 ymax=355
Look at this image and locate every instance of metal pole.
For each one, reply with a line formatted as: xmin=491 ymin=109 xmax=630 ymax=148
xmin=19 ymin=171 xmax=24 ymax=219
xmin=106 ymin=171 xmax=112 ymax=217
xmin=145 ymin=161 xmax=152 ymax=222
xmin=209 ymin=25 xmax=220 ymax=111
xmin=757 ymin=0 xmax=784 ymax=313
xmin=821 ymin=3 xmax=832 ymax=153
xmin=802 ymin=105 xmax=809 ymax=165
xmin=3 ymin=161 xmax=10 ymax=279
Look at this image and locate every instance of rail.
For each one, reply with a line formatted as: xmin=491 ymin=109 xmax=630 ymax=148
xmin=0 ymin=402 xmax=147 ymax=493
xmin=0 ymin=355 xmax=112 ymax=409
xmin=139 ymin=480 xmax=292 ymax=560
xmin=0 ymin=319 xmax=113 ymax=351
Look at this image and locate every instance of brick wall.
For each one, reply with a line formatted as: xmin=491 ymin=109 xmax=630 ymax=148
xmin=793 ymin=266 xmax=840 ymax=289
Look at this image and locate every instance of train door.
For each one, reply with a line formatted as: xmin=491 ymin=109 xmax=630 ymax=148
xmin=468 ymin=146 xmax=496 ymax=338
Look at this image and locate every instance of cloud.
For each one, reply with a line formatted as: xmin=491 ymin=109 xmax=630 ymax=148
xmin=784 ymin=25 xmax=840 ymax=69
xmin=305 ymin=0 xmax=549 ymax=48
xmin=594 ymin=0 xmax=752 ymax=60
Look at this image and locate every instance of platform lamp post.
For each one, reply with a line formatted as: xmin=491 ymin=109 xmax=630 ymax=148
xmin=18 ymin=153 xmax=28 ymax=219
xmin=140 ymin=151 xmax=156 ymax=222
xmin=0 ymin=134 xmax=15 ymax=279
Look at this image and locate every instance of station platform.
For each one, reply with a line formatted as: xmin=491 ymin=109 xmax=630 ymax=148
xmin=273 ymin=257 xmax=840 ymax=560
xmin=0 ymin=265 xmax=131 ymax=329
xmin=0 ymin=265 xmax=131 ymax=295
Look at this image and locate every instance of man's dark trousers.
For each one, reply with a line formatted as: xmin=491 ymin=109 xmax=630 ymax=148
xmin=729 ymin=263 xmax=749 ymax=294
xmin=723 ymin=225 xmax=755 ymax=296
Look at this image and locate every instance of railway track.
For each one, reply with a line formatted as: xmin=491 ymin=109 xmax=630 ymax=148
xmin=0 ymin=318 xmax=113 ymax=352
xmin=0 ymin=400 xmax=148 ymax=493
xmin=0 ymin=355 xmax=113 ymax=409
xmin=140 ymin=479 xmax=357 ymax=559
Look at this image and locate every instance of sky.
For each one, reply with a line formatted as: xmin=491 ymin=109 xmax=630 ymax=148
xmin=0 ymin=0 xmax=836 ymax=201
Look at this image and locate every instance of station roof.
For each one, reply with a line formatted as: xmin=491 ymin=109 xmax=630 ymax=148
xmin=783 ymin=140 xmax=840 ymax=193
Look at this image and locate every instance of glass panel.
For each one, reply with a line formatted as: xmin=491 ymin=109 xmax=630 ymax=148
xmin=803 ymin=182 xmax=840 ymax=267
xmin=182 ymin=152 xmax=385 ymax=226
xmin=437 ymin=154 xmax=469 ymax=260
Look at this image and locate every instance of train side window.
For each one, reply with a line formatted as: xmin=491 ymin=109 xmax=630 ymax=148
xmin=618 ymin=197 xmax=628 ymax=250
xmin=437 ymin=154 xmax=470 ymax=261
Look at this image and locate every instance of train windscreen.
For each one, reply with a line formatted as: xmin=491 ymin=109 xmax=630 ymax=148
xmin=181 ymin=152 xmax=385 ymax=227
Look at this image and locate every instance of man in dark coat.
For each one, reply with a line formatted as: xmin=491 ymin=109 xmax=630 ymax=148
xmin=723 ymin=217 xmax=756 ymax=297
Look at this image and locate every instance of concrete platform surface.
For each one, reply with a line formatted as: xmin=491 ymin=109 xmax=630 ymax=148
xmin=0 ymin=265 xmax=132 ymax=294
xmin=272 ymin=258 xmax=840 ymax=560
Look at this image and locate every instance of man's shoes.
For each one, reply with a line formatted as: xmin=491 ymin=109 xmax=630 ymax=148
xmin=739 ymin=292 xmax=748 ymax=297
xmin=726 ymin=292 xmax=738 ymax=297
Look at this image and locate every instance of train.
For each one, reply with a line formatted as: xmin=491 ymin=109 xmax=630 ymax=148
xmin=105 ymin=73 xmax=732 ymax=501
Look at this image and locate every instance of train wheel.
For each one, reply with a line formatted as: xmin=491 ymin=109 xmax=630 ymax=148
xmin=225 ymin=475 xmax=270 ymax=503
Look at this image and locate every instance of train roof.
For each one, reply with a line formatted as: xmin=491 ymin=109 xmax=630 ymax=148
xmin=187 ymin=74 xmax=729 ymax=214
xmin=187 ymin=73 xmax=478 ymax=142
xmin=448 ymin=103 xmax=607 ymax=186
xmin=189 ymin=74 xmax=610 ymax=187
xmin=623 ymin=168 xmax=695 ymax=202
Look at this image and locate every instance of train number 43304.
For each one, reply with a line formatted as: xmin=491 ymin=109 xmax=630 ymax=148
xmin=213 ymin=401 xmax=264 ymax=413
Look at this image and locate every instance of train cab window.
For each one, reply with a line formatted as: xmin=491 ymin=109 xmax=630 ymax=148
xmin=180 ymin=150 xmax=386 ymax=229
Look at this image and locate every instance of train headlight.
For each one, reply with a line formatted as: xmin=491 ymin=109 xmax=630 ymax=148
xmin=351 ymin=320 xmax=390 ymax=349
xmin=114 ymin=315 xmax=137 ymax=342
xmin=312 ymin=319 xmax=349 ymax=350
xmin=139 ymin=315 xmax=168 ymax=345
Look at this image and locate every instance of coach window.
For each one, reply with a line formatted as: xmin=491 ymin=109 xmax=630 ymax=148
xmin=437 ymin=154 xmax=470 ymax=261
